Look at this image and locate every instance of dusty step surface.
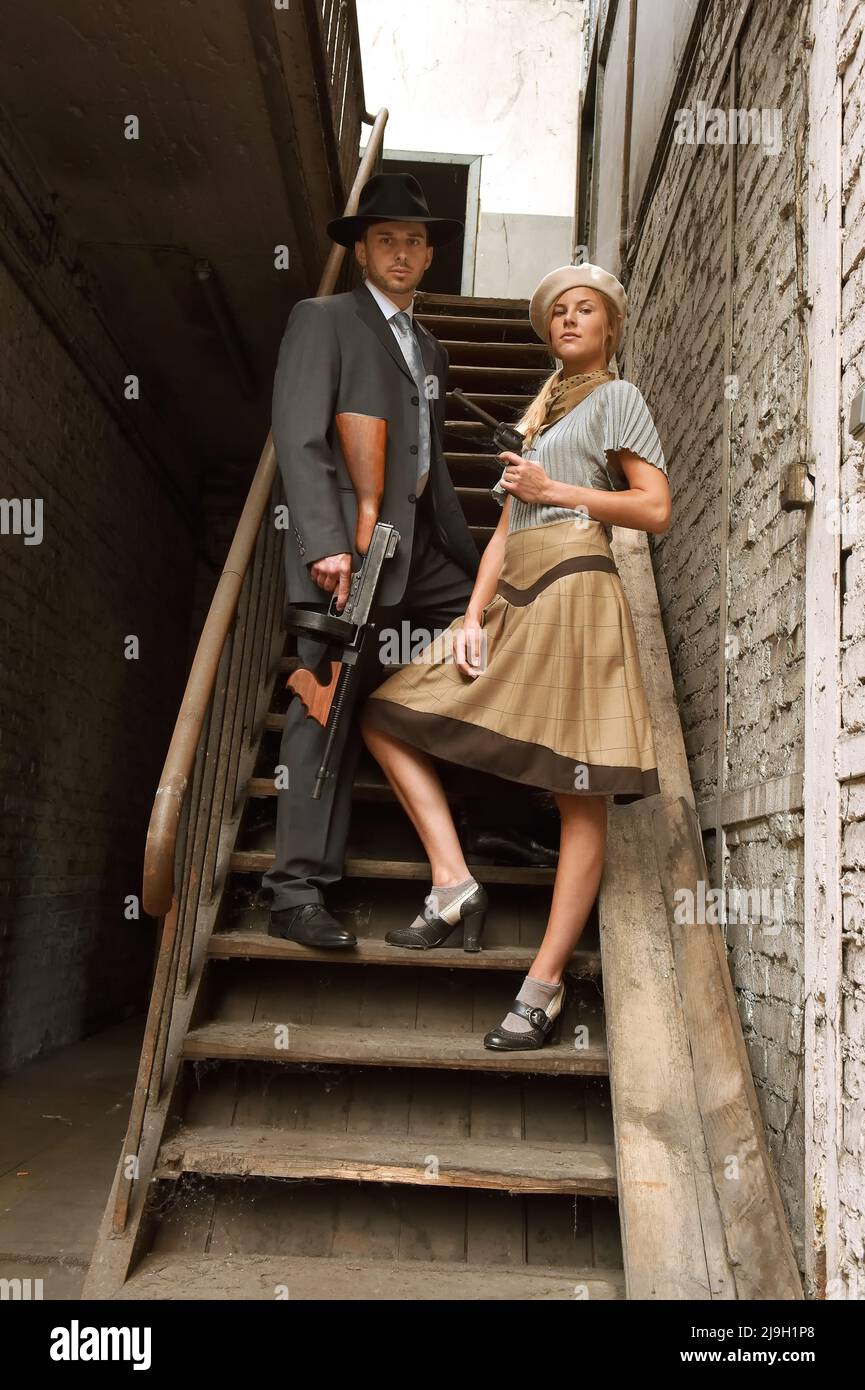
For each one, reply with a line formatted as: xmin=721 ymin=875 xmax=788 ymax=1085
xmin=446 ymin=363 xmax=550 ymax=384
xmin=444 ymin=451 xmax=506 ymax=473
xmin=415 ymin=290 xmax=529 ymax=311
xmin=209 ymin=926 xmax=601 ymax=978
xmin=212 ymin=881 xmax=600 ymax=977
xmin=183 ymin=1020 xmax=607 ymax=1075
xmin=416 ymin=313 xmax=535 ymax=335
xmin=184 ymin=960 xmax=607 ymax=1075
xmin=155 ymin=1125 xmax=618 ymax=1196
xmin=175 ymin=1054 xmax=615 ymax=1165
xmin=114 ymin=1253 xmax=625 ymax=1300
xmin=127 ymin=1170 xmax=622 ymax=1299
xmin=231 ymin=848 xmax=556 ymax=885
xmin=233 ymin=810 xmax=559 ymax=885
xmin=439 ymin=339 xmax=551 ymax=362
xmin=446 ymin=390 xmax=533 ymax=409
xmin=248 ymin=773 xmax=398 ymax=802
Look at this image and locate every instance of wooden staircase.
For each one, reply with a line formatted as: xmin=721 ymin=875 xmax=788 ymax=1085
xmin=83 ymin=292 xmax=803 ymax=1301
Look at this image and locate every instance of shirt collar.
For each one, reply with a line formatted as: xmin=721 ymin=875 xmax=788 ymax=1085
xmin=364 ymin=278 xmax=414 ymax=322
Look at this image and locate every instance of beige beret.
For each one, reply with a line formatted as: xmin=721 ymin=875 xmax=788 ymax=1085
xmin=529 ymin=263 xmax=627 ymax=354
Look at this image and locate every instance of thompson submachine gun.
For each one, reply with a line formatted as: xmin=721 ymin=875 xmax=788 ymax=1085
xmin=283 ymin=412 xmax=399 ymax=799
xmin=450 ymin=387 xmax=525 ymax=458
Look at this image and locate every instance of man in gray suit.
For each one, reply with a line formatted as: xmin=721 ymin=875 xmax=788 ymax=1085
xmin=262 ymin=173 xmax=480 ymax=946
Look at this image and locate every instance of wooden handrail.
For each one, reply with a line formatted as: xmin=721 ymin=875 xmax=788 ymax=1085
xmin=142 ymin=107 xmax=389 ymax=918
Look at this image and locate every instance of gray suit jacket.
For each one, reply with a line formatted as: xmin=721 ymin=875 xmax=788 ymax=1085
xmin=271 ymin=282 xmax=480 ymax=609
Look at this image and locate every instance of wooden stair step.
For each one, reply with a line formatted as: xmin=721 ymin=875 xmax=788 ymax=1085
xmin=446 ymin=391 xmax=533 ymax=407
xmin=419 ymin=316 xmax=538 ymax=341
xmin=181 ymin=1021 xmax=609 ymax=1075
xmin=444 ymin=419 xmax=495 ymax=433
xmin=229 ymin=849 xmax=556 ymax=884
xmin=207 ymin=927 xmax=601 ymax=978
xmin=416 ymin=291 xmax=529 ymax=311
xmin=113 ymin=1252 xmax=625 ymax=1301
xmin=418 ymin=312 xmax=532 ymax=328
xmin=447 ymin=364 xmax=550 ymax=381
xmin=248 ymin=772 xmax=396 ymax=801
xmin=439 ymin=339 xmax=550 ymax=359
xmin=445 ymin=451 xmax=503 ymax=465
xmin=154 ymin=1124 xmax=617 ymax=1195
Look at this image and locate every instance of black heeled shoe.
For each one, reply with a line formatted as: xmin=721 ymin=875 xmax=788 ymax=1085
xmin=483 ymin=980 xmax=566 ymax=1050
xmin=455 ymin=806 xmax=560 ymax=868
xmin=385 ymin=881 xmax=488 ymax=952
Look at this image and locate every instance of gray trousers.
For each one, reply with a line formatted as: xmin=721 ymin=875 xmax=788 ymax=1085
xmin=262 ymin=496 xmax=476 ymax=910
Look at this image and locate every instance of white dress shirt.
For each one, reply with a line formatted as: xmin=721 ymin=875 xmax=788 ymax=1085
xmin=363 ymin=278 xmax=417 ymax=371
xmin=362 ymin=278 xmax=430 ymax=495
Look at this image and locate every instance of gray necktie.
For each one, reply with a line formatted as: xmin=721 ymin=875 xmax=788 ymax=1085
xmin=391 ymin=310 xmax=431 ymax=495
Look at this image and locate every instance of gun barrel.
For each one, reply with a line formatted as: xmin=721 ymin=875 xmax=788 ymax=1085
xmin=451 ymin=387 xmax=501 ymax=430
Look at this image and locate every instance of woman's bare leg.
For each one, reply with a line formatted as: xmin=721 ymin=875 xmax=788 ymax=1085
xmin=529 ymin=793 xmax=608 ymax=983
xmin=361 ymin=721 xmax=471 ymax=885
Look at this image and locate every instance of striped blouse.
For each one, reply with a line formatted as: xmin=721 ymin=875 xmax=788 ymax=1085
xmin=490 ymin=379 xmax=667 ymax=540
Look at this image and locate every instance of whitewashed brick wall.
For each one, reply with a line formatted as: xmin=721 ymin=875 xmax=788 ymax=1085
xmin=621 ymin=0 xmax=809 ymax=1263
xmin=838 ymin=0 xmax=865 ymax=1298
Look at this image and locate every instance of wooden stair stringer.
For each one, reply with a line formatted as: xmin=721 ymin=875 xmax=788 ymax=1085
xmin=80 ymin=758 xmax=273 ymax=1301
xmin=601 ymin=795 xmax=736 ymax=1299
xmin=652 ymin=793 xmax=804 ymax=1300
xmin=599 ymin=524 xmax=803 ymax=1300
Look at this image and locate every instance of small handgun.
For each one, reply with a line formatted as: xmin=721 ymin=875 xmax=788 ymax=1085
xmin=451 ymin=388 xmax=525 ymax=456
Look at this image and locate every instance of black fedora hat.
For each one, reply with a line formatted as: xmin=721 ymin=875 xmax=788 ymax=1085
xmin=327 ymin=172 xmax=464 ymax=248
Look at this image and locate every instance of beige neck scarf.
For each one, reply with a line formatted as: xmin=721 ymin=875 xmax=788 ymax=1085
xmin=538 ymin=366 xmax=616 ymax=435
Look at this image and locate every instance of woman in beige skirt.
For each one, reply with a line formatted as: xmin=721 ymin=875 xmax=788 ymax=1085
xmin=359 ymin=263 xmax=672 ymax=1051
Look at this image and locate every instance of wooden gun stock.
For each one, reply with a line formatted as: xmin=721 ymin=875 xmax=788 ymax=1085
xmin=286 ymin=661 xmax=341 ymax=726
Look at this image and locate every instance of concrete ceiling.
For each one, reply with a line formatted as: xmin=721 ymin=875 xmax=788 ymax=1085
xmin=2 ymin=1 xmax=359 ymax=474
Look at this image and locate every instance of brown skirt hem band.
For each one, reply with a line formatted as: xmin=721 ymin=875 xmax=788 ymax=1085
xmin=361 ymin=698 xmax=660 ymax=803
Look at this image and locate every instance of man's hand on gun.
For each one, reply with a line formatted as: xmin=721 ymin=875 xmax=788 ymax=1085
xmin=308 ymin=552 xmax=353 ymax=613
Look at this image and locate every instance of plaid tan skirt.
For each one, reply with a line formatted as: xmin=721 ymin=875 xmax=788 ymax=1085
xmin=361 ymin=517 xmax=660 ymax=803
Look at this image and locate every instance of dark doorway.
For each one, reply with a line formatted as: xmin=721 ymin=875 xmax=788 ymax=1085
xmin=381 ymin=157 xmax=467 ymax=294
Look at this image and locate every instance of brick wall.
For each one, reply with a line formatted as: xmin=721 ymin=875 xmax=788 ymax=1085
xmin=0 ymin=214 xmax=199 ymax=1072
xmin=621 ymin=0 xmax=809 ymax=1261
xmin=838 ymin=0 xmax=865 ymax=1299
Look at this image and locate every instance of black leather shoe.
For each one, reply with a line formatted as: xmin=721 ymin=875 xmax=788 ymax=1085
xmin=268 ymin=902 xmax=357 ymax=948
xmin=455 ymin=808 xmax=559 ymax=867
xmin=483 ymin=981 xmax=566 ymax=1050
xmin=467 ymin=829 xmax=559 ymax=868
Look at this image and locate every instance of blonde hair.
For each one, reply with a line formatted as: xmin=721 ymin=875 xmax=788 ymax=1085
xmin=516 ymin=289 xmax=620 ymax=447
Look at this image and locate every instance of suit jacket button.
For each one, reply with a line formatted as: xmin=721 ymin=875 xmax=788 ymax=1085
xmin=411 ymin=395 xmax=419 ymax=405
xmin=410 ymin=445 xmax=418 ymax=455
xmin=408 ymin=493 xmax=416 ymax=503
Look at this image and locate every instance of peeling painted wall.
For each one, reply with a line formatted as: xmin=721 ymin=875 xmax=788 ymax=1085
xmin=837 ymin=0 xmax=865 ymax=1301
